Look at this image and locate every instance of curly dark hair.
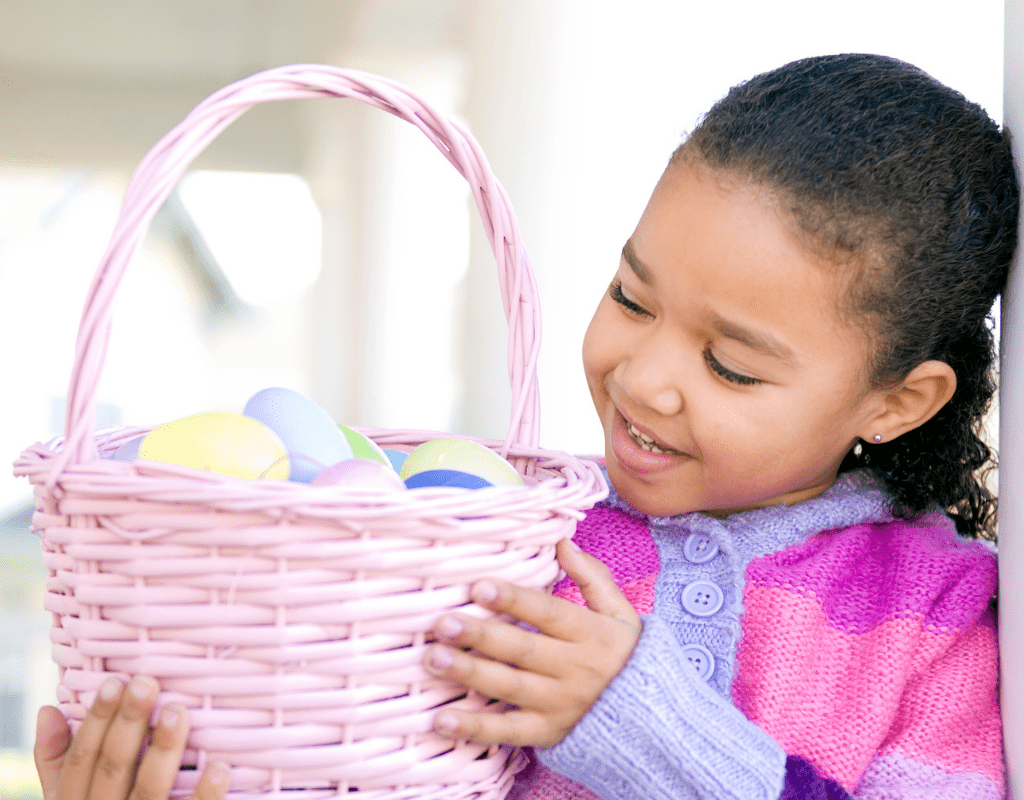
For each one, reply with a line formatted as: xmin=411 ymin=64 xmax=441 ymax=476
xmin=674 ymin=53 xmax=1019 ymax=540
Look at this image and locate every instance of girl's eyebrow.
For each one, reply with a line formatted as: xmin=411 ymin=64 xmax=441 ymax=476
xmin=621 ymin=239 xmax=653 ymax=284
xmin=622 ymin=237 xmax=798 ymax=365
xmin=712 ymin=318 xmax=799 ymax=365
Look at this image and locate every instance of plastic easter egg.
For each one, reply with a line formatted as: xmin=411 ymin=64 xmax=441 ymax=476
xmin=107 ymin=434 xmax=146 ymax=462
xmin=339 ymin=425 xmax=390 ymax=466
xmin=243 ymin=387 xmax=353 ymax=483
xmin=139 ymin=413 xmax=289 ymax=480
xmin=404 ymin=469 xmax=493 ymax=490
xmin=400 ymin=437 xmax=523 ymax=487
xmin=311 ymin=459 xmax=406 ymax=491
xmin=384 ymin=449 xmax=408 ymax=473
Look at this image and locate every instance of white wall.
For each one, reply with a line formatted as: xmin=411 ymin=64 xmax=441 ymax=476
xmin=1001 ymin=0 xmax=1023 ymax=794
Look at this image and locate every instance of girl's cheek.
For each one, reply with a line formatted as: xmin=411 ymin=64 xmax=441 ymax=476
xmin=582 ymin=305 xmax=619 ymax=371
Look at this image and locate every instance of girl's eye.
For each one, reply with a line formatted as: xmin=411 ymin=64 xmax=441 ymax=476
xmin=610 ymin=280 xmax=653 ymax=318
xmin=703 ymin=346 xmax=762 ymax=386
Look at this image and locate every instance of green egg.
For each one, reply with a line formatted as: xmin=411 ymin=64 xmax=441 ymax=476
xmin=400 ymin=437 xmax=524 ymax=486
xmin=339 ymin=425 xmax=391 ymax=466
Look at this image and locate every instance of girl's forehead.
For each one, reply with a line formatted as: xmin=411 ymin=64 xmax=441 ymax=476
xmin=649 ymin=160 xmax=788 ymax=233
xmin=640 ymin=163 xmax=816 ymax=275
xmin=633 ymin=161 xmax=872 ymax=354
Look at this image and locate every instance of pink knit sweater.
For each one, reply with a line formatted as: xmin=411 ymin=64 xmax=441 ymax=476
xmin=511 ymin=472 xmax=1002 ymax=799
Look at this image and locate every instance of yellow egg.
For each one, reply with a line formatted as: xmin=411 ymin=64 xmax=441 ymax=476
xmin=139 ymin=413 xmax=290 ymax=480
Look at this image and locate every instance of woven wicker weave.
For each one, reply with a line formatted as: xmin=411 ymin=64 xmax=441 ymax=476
xmin=14 ymin=64 xmax=606 ymax=799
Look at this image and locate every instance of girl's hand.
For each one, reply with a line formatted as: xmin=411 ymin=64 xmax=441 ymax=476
xmin=425 ymin=538 xmax=641 ymax=748
xmin=34 ymin=675 xmax=230 ymax=800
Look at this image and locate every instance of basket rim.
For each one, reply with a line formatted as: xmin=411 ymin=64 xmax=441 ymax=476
xmin=16 ymin=426 xmax=608 ymax=526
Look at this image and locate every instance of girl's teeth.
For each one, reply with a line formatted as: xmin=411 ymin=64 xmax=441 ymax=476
xmin=629 ymin=424 xmax=654 ymax=443
xmin=629 ymin=423 xmax=668 ymax=453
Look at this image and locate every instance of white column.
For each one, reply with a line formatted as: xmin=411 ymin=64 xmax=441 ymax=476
xmin=302 ymin=91 xmax=373 ymax=424
xmin=1001 ymin=0 xmax=1023 ymax=794
xmin=456 ymin=0 xmax=571 ymax=443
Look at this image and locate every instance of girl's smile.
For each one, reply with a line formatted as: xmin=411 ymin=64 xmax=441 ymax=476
xmin=583 ymin=159 xmax=890 ymax=518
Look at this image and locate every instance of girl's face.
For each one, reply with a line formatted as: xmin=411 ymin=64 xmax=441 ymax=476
xmin=583 ymin=161 xmax=888 ymax=517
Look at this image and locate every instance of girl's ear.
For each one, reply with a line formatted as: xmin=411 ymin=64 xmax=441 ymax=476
xmin=861 ymin=360 xmax=957 ymax=443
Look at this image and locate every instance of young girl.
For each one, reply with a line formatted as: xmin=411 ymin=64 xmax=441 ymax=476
xmin=420 ymin=53 xmax=1017 ymax=799
xmin=35 ymin=54 xmax=1017 ymax=800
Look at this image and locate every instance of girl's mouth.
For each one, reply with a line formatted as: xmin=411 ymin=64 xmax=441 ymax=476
xmin=626 ymin=421 xmax=685 ymax=456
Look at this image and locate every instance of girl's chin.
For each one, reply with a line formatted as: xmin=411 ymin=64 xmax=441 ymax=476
xmin=604 ymin=458 xmax=694 ymax=517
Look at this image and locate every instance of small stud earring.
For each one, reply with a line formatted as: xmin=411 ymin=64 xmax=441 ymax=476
xmin=873 ymin=434 xmax=883 ymax=443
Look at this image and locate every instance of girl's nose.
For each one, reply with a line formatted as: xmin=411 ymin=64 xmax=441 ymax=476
xmin=617 ymin=337 xmax=685 ymax=417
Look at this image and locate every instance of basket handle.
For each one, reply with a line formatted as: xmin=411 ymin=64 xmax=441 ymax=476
xmin=57 ymin=64 xmax=541 ymax=471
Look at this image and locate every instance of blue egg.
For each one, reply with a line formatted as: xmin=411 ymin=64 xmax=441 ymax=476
xmin=108 ymin=434 xmax=146 ymax=462
xmin=243 ymin=387 xmax=353 ymax=483
xmin=384 ymin=449 xmax=409 ymax=473
xmin=404 ymin=469 xmax=494 ymax=490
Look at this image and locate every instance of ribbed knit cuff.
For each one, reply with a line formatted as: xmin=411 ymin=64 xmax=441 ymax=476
xmin=537 ymin=615 xmax=786 ymax=800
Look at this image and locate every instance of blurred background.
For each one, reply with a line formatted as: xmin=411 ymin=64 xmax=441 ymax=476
xmin=0 ymin=0 xmax=1006 ymax=796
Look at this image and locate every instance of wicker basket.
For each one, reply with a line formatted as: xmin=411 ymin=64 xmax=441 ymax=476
xmin=14 ymin=64 xmax=606 ymax=799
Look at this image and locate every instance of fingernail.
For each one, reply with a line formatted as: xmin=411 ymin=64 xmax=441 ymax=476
xmin=159 ymin=705 xmax=181 ymax=728
xmin=435 ymin=616 xmax=462 ymax=640
xmin=569 ymin=539 xmax=581 ymax=552
xmin=472 ymin=580 xmax=498 ymax=604
xmin=208 ymin=761 xmax=231 ymax=786
xmin=129 ymin=676 xmax=154 ymax=699
xmin=98 ymin=677 xmax=123 ymax=702
xmin=428 ymin=645 xmax=453 ymax=671
xmin=434 ymin=712 xmax=459 ymax=733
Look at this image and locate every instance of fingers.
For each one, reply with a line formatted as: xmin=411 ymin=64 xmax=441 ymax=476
xmin=461 ymin=574 xmax=589 ymax=643
xmin=56 ymin=676 xmax=133 ymax=800
xmin=128 ymin=708 xmax=231 ymax=800
xmin=79 ymin=676 xmax=160 ymax=800
xmin=432 ymin=606 xmax=561 ymax=676
xmin=40 ymin=674 xmax=230 ymax=800
xmin=426 ymin=637 xmax=558 ymax=709
xmin=131 ymin=712 xmax=232 ymax=800
xmin=433 ymin=706 xmax=559 ymax=748
xmin=422 ymin=542 xmax=644 ymax=750
xmin=556 ymin=538 xmax=640 ymax=624
xmin=126 ymin=703 xmax=191 ymax=800
xmin=445 ymin=539 xmax=638 ymax=643
xmin=189 ymin=761 xmax=232 ymax=800
xmin=35 ymin=706 xmax=71 ymax=800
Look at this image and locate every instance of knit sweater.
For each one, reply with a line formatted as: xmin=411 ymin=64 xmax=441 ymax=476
xmin=509 ymin=469 xmax=1002 ymax=800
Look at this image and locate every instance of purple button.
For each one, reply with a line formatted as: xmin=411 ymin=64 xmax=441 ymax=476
xmin=681 ymin=643 xmax=715 ymax=680
xmin=681 ymin=580 xmax=724 ymax=617
xmin=683 ymin=532 xmax=719 ymax=564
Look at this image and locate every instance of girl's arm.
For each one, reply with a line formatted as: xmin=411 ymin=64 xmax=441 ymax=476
xmin=34 ymin=676 xmax=229 ymax=800
xmin=425 ymin=540 xmax=790 ymax=800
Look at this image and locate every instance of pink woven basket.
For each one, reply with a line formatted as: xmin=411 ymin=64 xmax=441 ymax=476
xmin=14 ymin=64 xmax=607 ymax=799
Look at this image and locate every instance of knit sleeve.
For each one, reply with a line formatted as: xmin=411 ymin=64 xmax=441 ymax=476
xmin=529 ymin=613 xmax=787 ymax=800
xmin=516 ymin=622 xmax=865 ymax=800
